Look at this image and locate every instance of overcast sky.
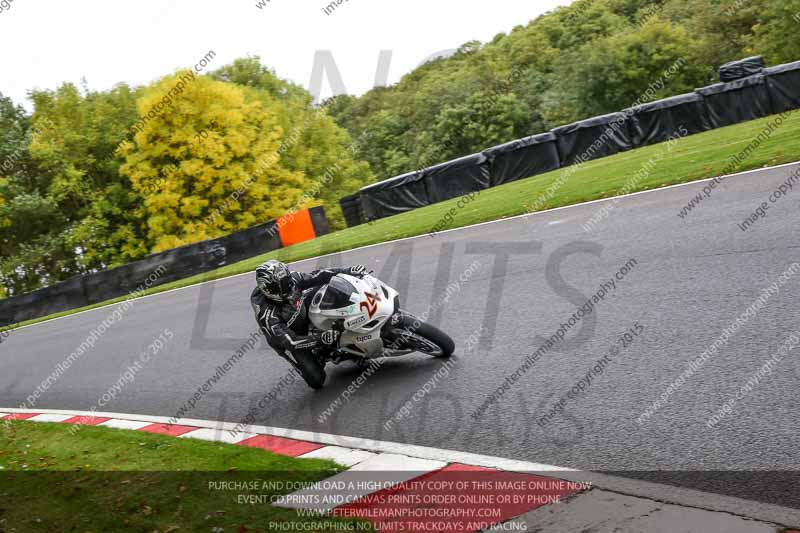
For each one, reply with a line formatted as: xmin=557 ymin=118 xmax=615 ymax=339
xmin=0 ymin=0 xmax=570 ymax=109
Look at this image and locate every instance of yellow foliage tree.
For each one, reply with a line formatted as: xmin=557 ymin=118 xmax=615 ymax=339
xmin=0 ymin=178 xmax=7 ymax=229
xmin=120 ymin=73 xmax=310 ymax=252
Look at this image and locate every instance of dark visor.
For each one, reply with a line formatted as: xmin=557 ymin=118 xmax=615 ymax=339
xmin=319 ymin=277 xmax=357 ymax=310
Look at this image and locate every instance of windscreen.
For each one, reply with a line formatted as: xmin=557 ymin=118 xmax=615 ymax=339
xmin=319 ymin=276 xmax=357 ymax=310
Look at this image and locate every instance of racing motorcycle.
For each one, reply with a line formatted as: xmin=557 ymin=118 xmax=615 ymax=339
xmin=300 ymin=273 xmax=454 ymax=389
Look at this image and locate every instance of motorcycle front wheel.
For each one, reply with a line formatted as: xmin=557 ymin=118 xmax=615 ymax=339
xmin=392 ymin=314 xmax=455 ymax=358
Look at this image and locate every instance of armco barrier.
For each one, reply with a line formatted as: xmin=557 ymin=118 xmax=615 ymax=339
xmin=483 ymin=132 xmax=560 ymax=187
xmin=308 ymin=206 xmax=331 ymax=239
xmin=360 ymin=170 xmax=429 ymax=221
xmin=347 ymin=57 xmax=800 ymax=225
xmin=626 ymin=93 xmax=712 ymax=147
xmin=696 ymin=74 xmax=774 ymax=129
xmin=551 ymin=112 xmax=633 ymax=167
xmin=421 ymin=153 xmax=491 ymax=203
xmin=0 ymin=207 xmax=330 ymax=326
xmin=339 ymin=192 xmax=364 ymax=227
xmin=765 ymin=61 xmax=800 ymax=114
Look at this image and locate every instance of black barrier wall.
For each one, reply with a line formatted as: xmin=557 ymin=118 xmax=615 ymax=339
xmin=421 ymin=153 xmax=491 ymax=203
xmin=484 ymin=133 xmax=560 ymax=187
xmin=0 ymin=207 xmax=330 ymax=327
xmin=696 ymin=74 xmax=774 ymax=129
xmin=308 ymin=205 xmax=331 ymax=237
xmin=360 ymin=170 xmax=430 ymax=221
xmin=345 ymin=57 xmax=800 ymax=226
xmin=627 ymin=93 xmax=712 ymax=147
xmin=551 ymin=112 xmax=633 ymax=167
xmin=765 ymin=61 xmax=800 ymax=114
xmin=339 ymin=192 xmax=364 ymax=227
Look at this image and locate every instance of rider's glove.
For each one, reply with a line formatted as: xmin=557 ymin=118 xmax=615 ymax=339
xmin=348 ymin=264 xmax=368 ymax=277
xmin=320 ymin=329 xmax=339 ymax=346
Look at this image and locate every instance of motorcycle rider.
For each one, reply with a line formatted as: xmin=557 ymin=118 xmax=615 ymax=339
xmin=251 ymin=259 xmax=368 ymax=389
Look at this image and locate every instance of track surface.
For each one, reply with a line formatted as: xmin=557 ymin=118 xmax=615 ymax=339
xmin=3 ymin=164 xmax=799 ymax=508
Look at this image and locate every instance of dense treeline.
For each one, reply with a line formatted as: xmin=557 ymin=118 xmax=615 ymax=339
xmin=325 ymin=0 xmax=800 ymax=181
xmin=2 ymin=0 xmax=799 ymax=298
xmin=0 ymin=58 xmax=372 ymax=297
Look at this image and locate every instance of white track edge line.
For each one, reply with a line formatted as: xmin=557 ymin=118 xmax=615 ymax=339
xmin=2 ymin=406 xmax=799 ymax=527
xmin=11 ymin=160 xmax=800 ymax=335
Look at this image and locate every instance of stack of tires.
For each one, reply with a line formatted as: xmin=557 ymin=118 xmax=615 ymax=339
xmin=339 ymin=193 xmax=364 ymax=228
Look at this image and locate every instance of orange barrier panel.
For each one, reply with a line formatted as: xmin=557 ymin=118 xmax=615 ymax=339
xmin=277 ymin=208 xmax=317 ymax=247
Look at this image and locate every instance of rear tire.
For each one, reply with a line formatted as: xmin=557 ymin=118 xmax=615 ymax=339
xmin=395 ymin=315 xmax=455 ymax=358
xmin=292 ymin=350 xmax=327 ymax=390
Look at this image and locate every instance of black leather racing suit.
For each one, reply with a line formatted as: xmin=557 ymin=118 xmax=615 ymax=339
xmin=250 ymin=268 xmax=361 ymax=364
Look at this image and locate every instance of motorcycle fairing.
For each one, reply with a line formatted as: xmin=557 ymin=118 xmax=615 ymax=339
xmin=309 ymin=274 xmax=399 ymax=358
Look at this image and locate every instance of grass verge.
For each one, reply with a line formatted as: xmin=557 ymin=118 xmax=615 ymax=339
xmin=0 ymin=420 xmax=372 ymax=532
xmin=9 ymin=110 xmax=800 ymax=330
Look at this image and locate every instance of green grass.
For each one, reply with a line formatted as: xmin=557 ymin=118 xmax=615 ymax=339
xmin=10 ymin=110 xmax=800 ymax=330
xmin=0 ymin=420 xmax=373 ymax=532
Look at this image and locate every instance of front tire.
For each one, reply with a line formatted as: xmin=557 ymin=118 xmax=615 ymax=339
xmin=394 ymin=315 xmax=455 ymax=358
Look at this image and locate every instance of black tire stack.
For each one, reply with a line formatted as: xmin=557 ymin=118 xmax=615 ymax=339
xmin=339 ymin=193 xmax=365 ymax=228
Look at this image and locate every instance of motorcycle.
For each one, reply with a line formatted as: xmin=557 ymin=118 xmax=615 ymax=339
xmin=295 ymin=273 xmax=455 ymax=389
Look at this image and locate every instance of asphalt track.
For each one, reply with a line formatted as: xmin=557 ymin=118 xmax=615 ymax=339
xmin=2 ymin=163 xmax=799 ymax=510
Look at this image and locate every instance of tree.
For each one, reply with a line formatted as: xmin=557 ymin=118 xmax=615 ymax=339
xmin=4 ymin=0 xmax=798 ymax=296
xmin=547 ymin=19 xmax=707 ymax=119
xmin=211 ymin=56 xmax=310 ymax=104
xmin=211 ymin=57 xmax=374 ymax=230
xmin=0 ymin=91 xmax=87 ymax=295
xmin=421 ymin=92 xmax=532 ymax=164
xmin=119 ymin=73 xmax=309 ymax=251
xmin=0 ymin=93 xmax=29 ymax=182
xmin=746 ymin=0 xmax=800 ymax=64
xmin=27 ymin=83 xmax=145 ymax=270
